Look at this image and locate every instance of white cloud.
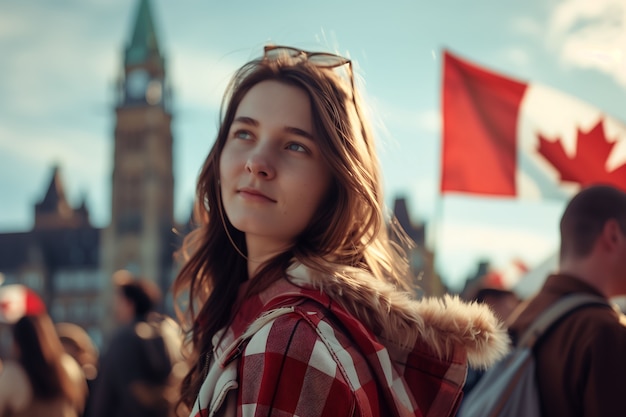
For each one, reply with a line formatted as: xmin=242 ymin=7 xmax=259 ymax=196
xmin=547 ymin=0 xmax=626 ymax=88
xmin=370 ymin=99 xmax=440 ymax=136
xmin=169 ymin=47 xmax=241 ymax=111
xmin=0 ymin=9 xmax=29 ymax=39
xmin=510 ymin=16 xmax=543 ymax=38
xmin=415 ymin=109 xmax=441 ymax=133
xmin=503 ymin=47 xmax=532 ymax=68
xmin=0 ymin=5 xmax=121 ymax=119
xmin=0 ymin=123 xmax=109 ymax=176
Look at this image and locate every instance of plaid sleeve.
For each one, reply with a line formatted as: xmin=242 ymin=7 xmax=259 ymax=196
xmin=239 ymin=312 xmax=366 ymax=417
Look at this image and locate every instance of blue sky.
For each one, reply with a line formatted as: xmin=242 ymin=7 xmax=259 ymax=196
xmin=1 ymin=0 xmax=625 ymax=291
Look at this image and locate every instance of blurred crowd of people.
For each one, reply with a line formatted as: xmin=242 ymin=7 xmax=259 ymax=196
xmin=0 ymin=273 xmax=185 ymax=417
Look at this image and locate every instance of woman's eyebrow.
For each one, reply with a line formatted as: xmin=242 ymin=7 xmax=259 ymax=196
xmin=233 ymin=116 xmax=258 ymax=126
xmin=284 ymin=126 xmax=314 ymax=141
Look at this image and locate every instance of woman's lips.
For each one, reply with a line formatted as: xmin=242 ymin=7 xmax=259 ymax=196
xmin=238 ymin=188 xmax=276 ymax=202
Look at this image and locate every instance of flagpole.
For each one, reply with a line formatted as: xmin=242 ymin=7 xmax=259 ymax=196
xmin=427 ymin=186 xmax=448 ymax=296
xmin=430 ymin=47 xmax=449 ymax=297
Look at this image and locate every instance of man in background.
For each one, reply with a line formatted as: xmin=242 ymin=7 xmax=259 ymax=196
xmin=90 ymin=271 xmax=183 ymax=417
xmin=508 ymin=184 xmax=626 ymax=416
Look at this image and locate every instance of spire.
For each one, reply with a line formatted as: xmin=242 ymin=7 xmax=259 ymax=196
xmin=125 ymin=0 xmax=163 ymax=67
xmin=75 ymin=192 xmax=91 ymax=223
xmin=392 ymin=196 xmax=425 ymax=244
xmin=36 ymin=165 xmax=71 ymax=215
xmin=34 ymin=165 xmax=91 ymax=229
xmin=393 ymin=197 xmax=412 ymax=231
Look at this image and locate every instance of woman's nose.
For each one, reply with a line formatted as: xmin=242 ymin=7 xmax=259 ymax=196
xmin=245 ymin=150 xmax=275 ymax=179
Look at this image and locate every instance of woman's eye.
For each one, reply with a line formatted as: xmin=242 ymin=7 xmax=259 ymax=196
xmin=233 ymin=130 xmax=252 ymax=140
xmin=286 ymin=142 xmax=307 ymax=153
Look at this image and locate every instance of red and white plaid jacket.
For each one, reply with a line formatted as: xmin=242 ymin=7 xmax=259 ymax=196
xmin=190 ymin=264 xmax=508 ymax=417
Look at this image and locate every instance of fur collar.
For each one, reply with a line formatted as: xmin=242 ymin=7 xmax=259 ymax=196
xmin=287 ymin=263 xmax=510 ymax=369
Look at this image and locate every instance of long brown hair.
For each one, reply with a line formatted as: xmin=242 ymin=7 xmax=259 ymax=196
xmin=173 ymin=48 xmax=413 ymax=407
xmin=13 ymin=314 xmax=83 ymax=406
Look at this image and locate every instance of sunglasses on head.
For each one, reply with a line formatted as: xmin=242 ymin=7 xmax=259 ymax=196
xmin=263 ymin=45 xmax=352 ymax=70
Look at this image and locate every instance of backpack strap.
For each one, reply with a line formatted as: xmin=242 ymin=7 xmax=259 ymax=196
xmin=518 ymin=293 xmax=609 ymax=348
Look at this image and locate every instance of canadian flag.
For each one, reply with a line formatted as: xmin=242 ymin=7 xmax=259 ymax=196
xmin=0 ymin=284 xmax=46 ymax=324
xmin=441 ymin=50 xmax=626 ymax=198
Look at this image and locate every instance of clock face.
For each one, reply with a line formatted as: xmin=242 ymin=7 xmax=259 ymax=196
xmin=126 ymin=69 xmax=150 ymax=98
xmin=146 ymin=79 xmax=163 ymax=105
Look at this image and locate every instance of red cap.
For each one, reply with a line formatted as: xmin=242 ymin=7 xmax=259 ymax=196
xmin=0 ymin=285 xmax=47 ymax=324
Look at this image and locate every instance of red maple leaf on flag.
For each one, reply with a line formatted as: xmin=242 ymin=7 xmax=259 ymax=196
xmin=537 ymin=119 xmax=626 ymax=189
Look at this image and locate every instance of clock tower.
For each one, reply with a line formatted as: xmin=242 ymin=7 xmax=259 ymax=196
xmin=102 ymin=0 xmax=175 ymax=317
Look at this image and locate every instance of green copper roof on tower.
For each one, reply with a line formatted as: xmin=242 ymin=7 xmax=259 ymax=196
xmin=124 ymin=0 xmax=163 ymax=67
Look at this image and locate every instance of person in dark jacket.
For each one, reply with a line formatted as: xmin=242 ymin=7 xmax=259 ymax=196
xmin=508 ymin=184 xmax=626 ymax=416
xmin=90 ymin=272 xmax=181 ymax=417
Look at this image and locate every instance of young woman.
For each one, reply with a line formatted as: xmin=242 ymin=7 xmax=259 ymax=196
xmin=173 ymin=45 xmax=509 ymax=417
xmin=0 ymin=314 xmax=87 ymax=417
